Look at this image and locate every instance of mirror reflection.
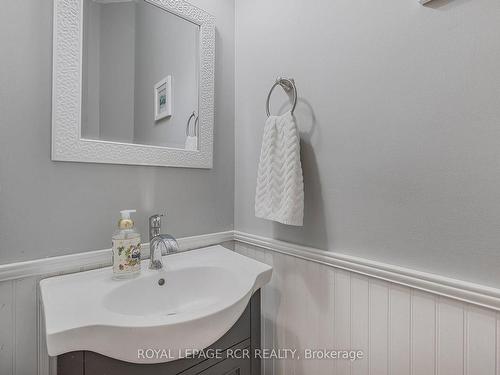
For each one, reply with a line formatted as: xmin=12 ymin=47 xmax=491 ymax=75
xmin=81 ymin=0 xmax=200 ymax=150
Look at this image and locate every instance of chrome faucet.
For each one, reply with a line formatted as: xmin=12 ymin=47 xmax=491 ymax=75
xmin=148 ymin=214 xmax=179 ymax=270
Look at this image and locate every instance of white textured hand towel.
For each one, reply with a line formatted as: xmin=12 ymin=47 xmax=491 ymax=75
xmin=185 ymin=136 xmax=198 ymax=151
xmin=255 ymin=112 xmax=304 ymax=226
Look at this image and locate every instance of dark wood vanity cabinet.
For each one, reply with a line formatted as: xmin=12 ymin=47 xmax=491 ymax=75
xmin=57 ymin=291 xmax=261 ymax=375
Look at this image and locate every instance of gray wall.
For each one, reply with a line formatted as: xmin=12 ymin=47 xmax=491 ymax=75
xmin=0 ymin=0 xmax=235 ymax=264
xmin=234 ymin=0 xmax=500 ymax=287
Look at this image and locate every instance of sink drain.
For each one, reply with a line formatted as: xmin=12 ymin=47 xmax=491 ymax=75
xmin=158 ymin=278 xmax=166 ymax=286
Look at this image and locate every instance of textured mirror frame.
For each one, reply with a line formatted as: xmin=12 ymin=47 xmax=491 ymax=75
xmin=52 ymin=0 xmax=215 ymax=168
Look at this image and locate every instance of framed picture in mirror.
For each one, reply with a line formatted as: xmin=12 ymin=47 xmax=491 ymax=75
xmin=154 ymin=76 xmax=172 ymax=121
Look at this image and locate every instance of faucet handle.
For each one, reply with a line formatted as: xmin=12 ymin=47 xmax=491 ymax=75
xmin=149 ymin=213 xmax=165 ymax=229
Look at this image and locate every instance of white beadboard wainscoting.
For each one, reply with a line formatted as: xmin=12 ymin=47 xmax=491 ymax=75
xmin=233 ymin=237 xmax=500 ymax=375
xmin=1 ymin=230 xmax=500 ymax=375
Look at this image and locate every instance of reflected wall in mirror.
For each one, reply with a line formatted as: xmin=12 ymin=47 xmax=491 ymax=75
xmin=81 ymin=0 xmax=199 ymax=150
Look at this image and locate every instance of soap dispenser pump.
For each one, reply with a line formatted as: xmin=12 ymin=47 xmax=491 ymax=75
xmin=112 ymin=209 xmax=141 ymax=279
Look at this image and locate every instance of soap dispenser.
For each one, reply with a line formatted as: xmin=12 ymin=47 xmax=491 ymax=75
xmin=112 ymin=210 xmax=141 ymax=279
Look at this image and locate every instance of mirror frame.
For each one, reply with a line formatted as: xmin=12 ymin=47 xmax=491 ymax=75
xmin=52 ymin=0 xmax=215 ymax=168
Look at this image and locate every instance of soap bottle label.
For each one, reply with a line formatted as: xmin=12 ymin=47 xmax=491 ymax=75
xmin=112 ymin=238 xmax=141 ymax=275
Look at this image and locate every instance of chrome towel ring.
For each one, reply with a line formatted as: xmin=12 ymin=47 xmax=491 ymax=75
xmin=266 ymin=77 xmax=297 ymax=117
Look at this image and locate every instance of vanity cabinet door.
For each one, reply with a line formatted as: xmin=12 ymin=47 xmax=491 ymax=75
xmin=195 ymin=357 xmax=250 ymax=375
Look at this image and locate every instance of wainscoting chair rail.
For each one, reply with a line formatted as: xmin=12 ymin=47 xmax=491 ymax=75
xmin=233 ymin=231 xmax=500 ymax=311
xmin=1 ymin=230 xmax=499 ymax=310
xmin=0 ymin=231 xmax=234 ymax=282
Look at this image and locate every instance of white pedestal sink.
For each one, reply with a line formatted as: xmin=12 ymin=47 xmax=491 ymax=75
xmin=39 ymin=245 xmax=272 ymax=364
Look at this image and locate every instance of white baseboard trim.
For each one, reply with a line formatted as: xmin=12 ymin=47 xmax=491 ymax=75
xmin=2 ymin=229 xmax=499 ymax=311
xmin=0 ymin=231 xmax=234 ymax=282
xmin=234 ymin=231 xmax=500 ymax=311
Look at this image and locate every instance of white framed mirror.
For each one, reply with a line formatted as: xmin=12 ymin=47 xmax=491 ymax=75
xmin=52 ymin=0 xmax=215 ymax=168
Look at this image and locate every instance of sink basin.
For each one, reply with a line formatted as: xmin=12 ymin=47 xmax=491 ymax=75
xmin=40 ymin=245 xmax=272 ymax=364
xmin=103 ymin=266 xmax=240 ymax=317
